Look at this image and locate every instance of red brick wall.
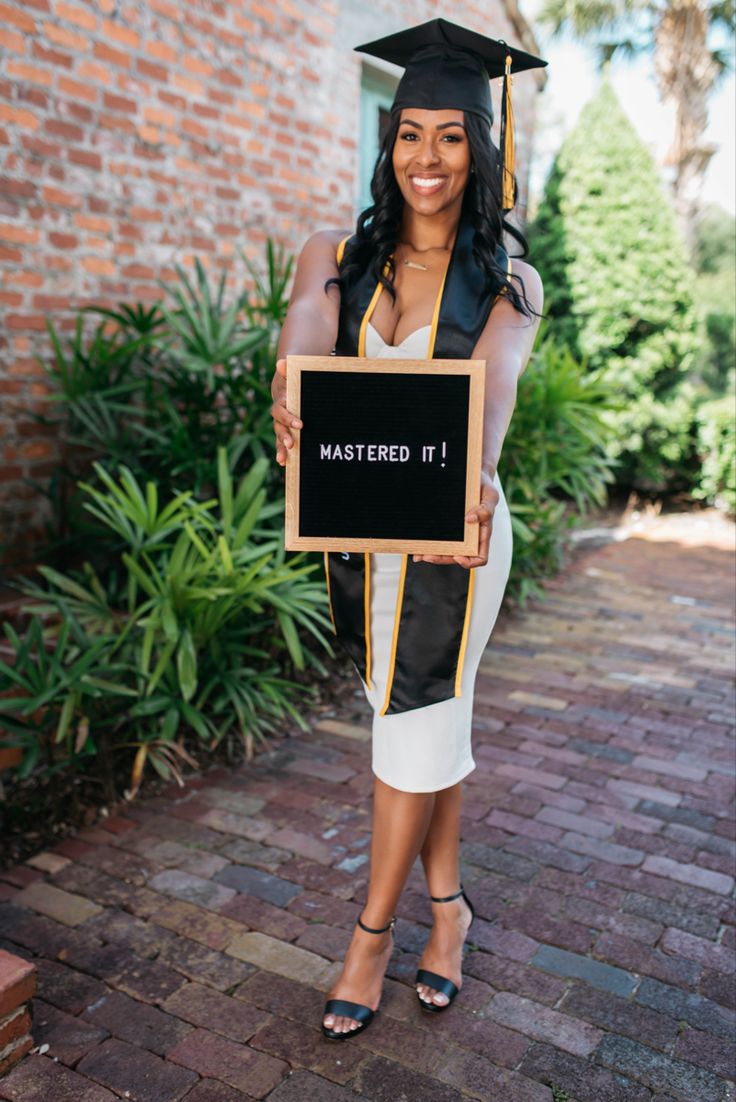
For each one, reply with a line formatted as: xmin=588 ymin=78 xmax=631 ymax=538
xmin=0 ymin=949 xmax=35 ymax=1074
xmin=0 ymin=1 xmax=542 ymax=548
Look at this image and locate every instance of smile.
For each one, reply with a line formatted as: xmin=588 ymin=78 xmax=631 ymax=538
xmin=410 ymin=176 xmax=446 ymax=194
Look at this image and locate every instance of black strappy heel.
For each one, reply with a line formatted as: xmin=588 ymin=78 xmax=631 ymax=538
xmin=415 ymin=884 xmax=475 ymax=1012
xmin=321 ymin=912 xmax=396 ymax=1041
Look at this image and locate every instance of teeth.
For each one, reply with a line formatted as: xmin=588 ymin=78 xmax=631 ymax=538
xmin=413 ymin=177 xmax=443 ymax=188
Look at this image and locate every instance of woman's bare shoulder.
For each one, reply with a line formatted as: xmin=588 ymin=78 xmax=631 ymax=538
xmin=289 ymin=229 xmax=354 ymax=303
xmin=508 ymin=256 xmax=541 ymax=283
xmin=303 ymin=228 xmax=353 ymax=251
xmin=507 ymin=256 xmax=544 ymax=313
xmin=293 ymin=228 xmax=354 ymax=272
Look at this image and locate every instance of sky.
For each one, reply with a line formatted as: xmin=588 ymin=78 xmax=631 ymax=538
xmin=520 ymin=1 xmax=736 ymax=217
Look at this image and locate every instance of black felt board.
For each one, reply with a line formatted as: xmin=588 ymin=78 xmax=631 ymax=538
xmin=298 ymin=369 xmax=470 ymax=540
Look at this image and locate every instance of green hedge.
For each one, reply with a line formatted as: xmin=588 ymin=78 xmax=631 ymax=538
xmin=694 ymin=392 xmax=736 ymax=514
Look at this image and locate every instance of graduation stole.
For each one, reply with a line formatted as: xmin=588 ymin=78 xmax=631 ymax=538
xmin=324 ymin=214 xmax=510 ymax=715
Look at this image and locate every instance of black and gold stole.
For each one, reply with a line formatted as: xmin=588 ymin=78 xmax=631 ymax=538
xmin=324 ymin=214 xmax=510 ymax=715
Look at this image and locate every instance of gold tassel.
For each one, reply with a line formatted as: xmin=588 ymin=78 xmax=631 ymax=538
xmin=500 ymin=52 xmax=515 ymax=211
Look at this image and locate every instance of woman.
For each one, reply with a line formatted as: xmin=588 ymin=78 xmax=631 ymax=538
xmin=270 ymin=19 xmax=546 ymax=1040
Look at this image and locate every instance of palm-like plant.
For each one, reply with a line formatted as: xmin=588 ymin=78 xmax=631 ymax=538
xmin=0 ymin=617 xmax=134 ymax=783
xmin=7 ymin=449 xmax=333 ymax=795
xmin=154 ymin=256 xmax=268 ymax=382
xmin=537 ymin=0 xmax=735 ymax=254
xmin=42 ymin=312 xmax=152 ymax=400
xmin=240 ymin=238 xmax=294 ymax=330
xmin=30 ymin=244 xmax=288 ymax=568
xmin=29 ymin=313 xmax=161 ymax=562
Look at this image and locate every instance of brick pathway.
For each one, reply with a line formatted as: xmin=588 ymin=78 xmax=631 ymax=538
xmin=0 ymin=514 xmax=734 ymax=1102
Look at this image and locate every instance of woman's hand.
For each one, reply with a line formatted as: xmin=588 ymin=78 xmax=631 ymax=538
xmin=412 ymin=469 xmax=499 ymax=569
xmin=271 ymin=357 xmax=302 ymax=466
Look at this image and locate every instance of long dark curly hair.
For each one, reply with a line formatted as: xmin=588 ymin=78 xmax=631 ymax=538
xmin=325 ymin=109 xmax=542 ymax=321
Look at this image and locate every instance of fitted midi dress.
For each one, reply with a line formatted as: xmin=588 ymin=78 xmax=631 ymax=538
xmin=359 ymin=321 xmax=514 ymax=793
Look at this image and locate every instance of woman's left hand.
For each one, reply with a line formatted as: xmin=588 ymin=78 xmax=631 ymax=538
xmin=412 ymin=470 xmax=499 ymax=570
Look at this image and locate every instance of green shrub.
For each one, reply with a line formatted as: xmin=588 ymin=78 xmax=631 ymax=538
xmin=612 ymin=380 xmax=701 ymax=494
xmin=1 ymin=449 xmax=332 ymax=796
xmin=0 ymin=616 xmax=132 ymax=784
xmin=693 ymin=392 xmax=736 ymax=514
xmin=529 ymin=79 xmax=701 ymax=492
xmin=33 ymin=246 xmax=288 ymax=568
xmin=502 ymin=323 xmax=617 ymax=603
xmin=693 ymin=204 xmax=736 ymax=395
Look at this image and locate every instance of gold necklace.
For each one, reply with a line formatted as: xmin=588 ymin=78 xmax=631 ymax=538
xmin=399 ymin=242 xmax=452 ymax=272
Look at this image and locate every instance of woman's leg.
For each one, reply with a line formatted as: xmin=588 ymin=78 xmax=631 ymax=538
xmin=415 ymin=780 xmax=474 ymax=1007
xmin=323 ymin=775 xmax=436 ymax=1033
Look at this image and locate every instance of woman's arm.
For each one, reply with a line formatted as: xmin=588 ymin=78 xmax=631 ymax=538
xmin=271 ymin=228 xmax=348 ymax=466
xmin=414 ymin=259 xmax=544 ymax=568
xmin=474 ymin=258 xmax=545 ymax=480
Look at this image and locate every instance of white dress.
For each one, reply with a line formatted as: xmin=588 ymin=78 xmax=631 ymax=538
xmin=361 ymin=322 xmax=514 ymax=793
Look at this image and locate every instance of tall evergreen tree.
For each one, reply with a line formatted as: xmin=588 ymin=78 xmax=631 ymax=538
xmin=529 ymin=79 xmax=703 ymax=490
xmin=537 ymin=0 xmax=734 ymax=256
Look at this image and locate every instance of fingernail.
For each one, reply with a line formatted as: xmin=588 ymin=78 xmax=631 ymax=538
xmin=291 ymin=419 xmax=301 ymax=428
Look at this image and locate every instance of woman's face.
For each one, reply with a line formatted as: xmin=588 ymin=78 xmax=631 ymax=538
xmin=392 ymin=107 xmax=471 ymax=216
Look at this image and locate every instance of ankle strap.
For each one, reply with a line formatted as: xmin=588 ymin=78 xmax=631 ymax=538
xmin=430 ymin=884 xmax=464 ymax=903
xmin=357 ymin=913 xmax=396 ymax=934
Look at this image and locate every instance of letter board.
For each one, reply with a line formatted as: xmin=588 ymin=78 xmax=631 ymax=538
xmin=284 ymin=355 xmax=485 ymax=554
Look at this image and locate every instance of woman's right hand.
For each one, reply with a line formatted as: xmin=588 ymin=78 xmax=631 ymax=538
xmin=270 ymin=357 xmax=302 ymax=466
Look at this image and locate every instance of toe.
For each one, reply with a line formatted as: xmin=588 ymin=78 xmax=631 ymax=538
xmin=433 ymin=991 xmax=449 ymax=1006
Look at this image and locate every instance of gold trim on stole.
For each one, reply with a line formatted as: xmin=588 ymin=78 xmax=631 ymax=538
xmin=323 ymin=551 xmax=336 ymax=632
xmin=336 ymin=235 xmax=350 ymax=265
xmin=379 ymin=553 xmax=407 ymax=716
xmin=358 ymin=279 xmax=385 ymax=357
xmin=363 ymin=552 xmax=372 ymax=689
xmin=454 ymin=568 xmax=476 ymax=695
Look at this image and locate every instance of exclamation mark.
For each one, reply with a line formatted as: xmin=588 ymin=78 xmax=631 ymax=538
xmin=441 ymin=441 xmax=446 ymax=468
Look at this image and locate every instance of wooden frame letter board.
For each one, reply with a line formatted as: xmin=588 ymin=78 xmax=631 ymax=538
xmin=284 ymin=355 xmax=486 ymax=555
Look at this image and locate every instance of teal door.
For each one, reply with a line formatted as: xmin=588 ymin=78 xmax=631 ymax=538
xmin=358 ymin=70 xmax=397 ymax=214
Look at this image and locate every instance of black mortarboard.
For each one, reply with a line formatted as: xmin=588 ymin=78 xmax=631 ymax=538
xmin=355 ymin=18 xmax=548 ymax=210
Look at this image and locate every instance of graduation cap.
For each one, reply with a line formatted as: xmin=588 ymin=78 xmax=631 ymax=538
xmin=355 ymin=18 xmax=548 ymax=211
